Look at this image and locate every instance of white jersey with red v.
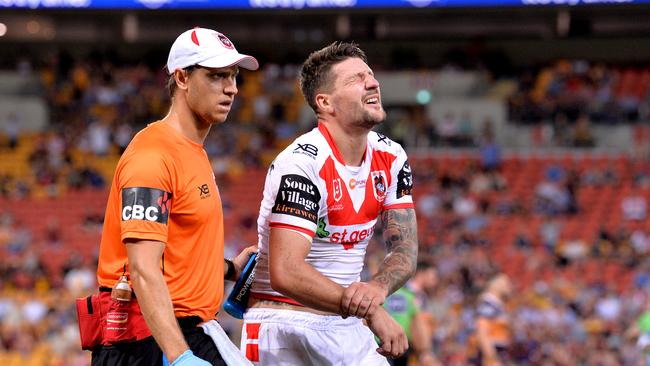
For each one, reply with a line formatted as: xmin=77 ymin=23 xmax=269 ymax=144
xmin=252 ymin=123 xmax=414 ymax=303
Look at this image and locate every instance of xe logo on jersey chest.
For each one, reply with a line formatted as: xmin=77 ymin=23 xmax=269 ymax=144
xmin=198 ymin=183 xmax=211 ymax=199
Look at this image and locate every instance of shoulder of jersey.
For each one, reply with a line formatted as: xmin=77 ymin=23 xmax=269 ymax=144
xmin=121 ymin=123 xmax=175 ymax=162
xmin=275 ymin=128 xmax=330 ymax=165
xmin=369 ymin=131 xmax=404 ymax=155
xmin=128 ymin=123 xmax=163 ymax=148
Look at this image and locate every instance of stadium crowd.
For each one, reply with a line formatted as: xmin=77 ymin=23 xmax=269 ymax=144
xmin=0 ymin=51 xmax=649 ymax=365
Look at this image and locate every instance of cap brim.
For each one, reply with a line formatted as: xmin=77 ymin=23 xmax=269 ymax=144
xmin=198 ymin=53 xmax=259 ymax=71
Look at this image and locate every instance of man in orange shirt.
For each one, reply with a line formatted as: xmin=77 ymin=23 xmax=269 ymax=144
xmin=93 ymin=27 xmax=258 ymax=366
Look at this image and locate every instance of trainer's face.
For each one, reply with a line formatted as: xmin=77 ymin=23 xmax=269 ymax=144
xmin=186 ymin=65 xmax=239 ymax=125
xmin=328 ymin=57 xmax=385 ymax=129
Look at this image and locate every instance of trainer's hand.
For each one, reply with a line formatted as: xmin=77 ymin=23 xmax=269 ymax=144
xmin=340 ymin=281 xmax=388 ymax=319
xmin=163 ymin=350 xmax=211 ymax=366
xmin=232 ymin=245 xmax=258 ymax=278
xmin=366 ymin=307 xmax=408 ymax=359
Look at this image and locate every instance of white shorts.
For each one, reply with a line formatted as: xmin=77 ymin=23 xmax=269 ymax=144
xmin=241 ymin=308 xmax=389 ymax=366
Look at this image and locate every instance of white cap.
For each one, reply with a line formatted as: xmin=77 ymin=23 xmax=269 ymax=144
xmin=166 ymin=28 xmax=259 ymax=74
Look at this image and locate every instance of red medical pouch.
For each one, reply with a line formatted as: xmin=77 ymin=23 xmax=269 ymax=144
xmin=75 ymin=295 xmax=103 ymax=350
xmin=76 ymin=290 xmax=152 ymax=349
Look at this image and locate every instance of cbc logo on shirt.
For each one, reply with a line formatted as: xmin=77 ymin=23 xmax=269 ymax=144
xmin=121 ymin=187 xmax=172 ymax=224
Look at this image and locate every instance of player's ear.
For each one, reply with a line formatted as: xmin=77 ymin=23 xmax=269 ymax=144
xmin=315 ymin=93 xmax=333 ymax=114
xmin=174 ymin=69 xmax=191 ymax=91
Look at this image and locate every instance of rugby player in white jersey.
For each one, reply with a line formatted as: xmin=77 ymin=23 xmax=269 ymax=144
xmin=240 ymin=42 xmax=418 ymax=365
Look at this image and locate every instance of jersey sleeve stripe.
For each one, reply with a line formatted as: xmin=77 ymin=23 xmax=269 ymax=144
xmin=269 ymin=222 xmax=315 ymax=238
xmin=383 ymin=203 xmax=414 ymax=210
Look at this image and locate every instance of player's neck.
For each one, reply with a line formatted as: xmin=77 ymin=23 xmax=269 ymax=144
xmin=164 ymin=100 xmax=211 ymax=145
xmin=320 ymin=120 xmax=367 ymax=166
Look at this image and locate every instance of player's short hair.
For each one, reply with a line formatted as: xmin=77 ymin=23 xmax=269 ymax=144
xmin=299 ymin=41 xmax=367 ymax=113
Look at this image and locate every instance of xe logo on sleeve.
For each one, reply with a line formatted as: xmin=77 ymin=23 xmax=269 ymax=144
xmin=293 ymin=143 xmax=318 ymax=158
xmin=377 ymin=133 xmax=391 ymax=146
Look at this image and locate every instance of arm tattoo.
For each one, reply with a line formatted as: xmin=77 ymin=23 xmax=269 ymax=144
xmin=373 ymin=208 xmax=418 ymax=295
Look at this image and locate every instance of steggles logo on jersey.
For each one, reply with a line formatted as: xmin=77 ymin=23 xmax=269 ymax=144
xmin=121 ymin=187 xmax=172 ymax=224
xmin=371 ymin=171 xmax=388 ymax=201
xmin=348 ymin=178 xmax=366 ymax=190
xmin=293 ymin=143 xmax=318 ymax=159
xmin=332 ymin=178 xmax=343 ymax=202
xmin=397 ymin=160 xmax=413 ymax=199
xmin=273 ymin=174 xmax=321 ymax=224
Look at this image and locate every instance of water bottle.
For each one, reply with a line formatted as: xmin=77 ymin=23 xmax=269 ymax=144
xmin=224 ymin=253 xmax=257 ymax=319
xmin=105 ymin=275 xmax=133 ymax=342
xmin=111 ymin=275 xmax=132 ymax=301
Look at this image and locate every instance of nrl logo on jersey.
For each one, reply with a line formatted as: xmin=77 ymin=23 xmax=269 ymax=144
xmin=332 ymin=178 xmax=343 ymax=202
xmin=371 ymin=171 xmax=388 ymax=201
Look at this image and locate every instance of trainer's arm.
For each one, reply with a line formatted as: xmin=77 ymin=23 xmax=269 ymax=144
xmin=126 ymin=239 xmax=188 ymax=363
xmin=268 ymin=228 xmax=344 ymax=313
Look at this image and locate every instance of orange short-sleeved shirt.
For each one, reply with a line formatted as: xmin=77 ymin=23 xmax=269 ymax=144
xmin=97 ymin=121 xmax=224 ymax=321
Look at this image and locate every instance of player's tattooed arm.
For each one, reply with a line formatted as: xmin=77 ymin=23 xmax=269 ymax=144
xmin=373 ymin=208 xmax=418 ymax=295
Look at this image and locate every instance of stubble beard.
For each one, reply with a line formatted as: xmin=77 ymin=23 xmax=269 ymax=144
xmin=359 ymin=107 xmax=386 ymax=129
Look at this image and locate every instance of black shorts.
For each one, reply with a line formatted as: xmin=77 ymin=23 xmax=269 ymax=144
xmin=388 ymin=348 xmax=411 ymax=366
xmin=91 ymin=317 xmax=226 ymax=366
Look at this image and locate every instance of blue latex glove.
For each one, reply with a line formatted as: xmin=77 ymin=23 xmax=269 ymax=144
xmin=163 ymin=350 xmax=212 ymax=366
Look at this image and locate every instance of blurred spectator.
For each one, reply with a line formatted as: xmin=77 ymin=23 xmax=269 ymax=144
xmin=2 ymin=112 xmax=20 ymax=150
xmin=540 ymin=217 xmax=560 ymax=253
xmin=595 ymin=289 xmax=622 ymax=322
xmin=479 ymin=122 xmax=501 ymax=171
xmin=565 ymin=168 xmax=580 ymax=215
xmin=573 ymin=113 xmax=595 ymax=148
xmin=84 ymin=120 xmax=111 ymax=156
xmin=437 ymin=112 xmax=460 ymax=146
xmin=112 ymin=122 xmax=133 ymax=154
xmin=621 ymin=191 xmax=647 ymax=221
xmin=535 ymin=170 xmax=569 ymax=216
xmin=472 ymin=274 xmax=513 ymax=366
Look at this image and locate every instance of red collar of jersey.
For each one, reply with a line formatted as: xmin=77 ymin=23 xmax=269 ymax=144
xmin=317 ymin=122 xmax=367 ymax=166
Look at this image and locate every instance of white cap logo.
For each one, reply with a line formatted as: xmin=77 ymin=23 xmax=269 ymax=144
xmin=166 ymin=27 xmax=259 ymax=74
xmin=216 ymin=33 xmax=234 ymax=49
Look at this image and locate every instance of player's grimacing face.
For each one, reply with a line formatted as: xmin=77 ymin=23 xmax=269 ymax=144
xmin=329 ymin=57 xmax=386 ymax=128
xmin=186 ymin=65 xmax=239 ymax=125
